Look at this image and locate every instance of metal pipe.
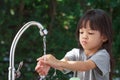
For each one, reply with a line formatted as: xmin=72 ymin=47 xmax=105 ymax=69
xmin=8 ymin=21 xmax=48 ymax=80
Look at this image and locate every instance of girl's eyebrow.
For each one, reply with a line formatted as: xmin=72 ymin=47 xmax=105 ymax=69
xmin=79 ymin=28 xmax=97 ymax=33
xmin=79 ymin=28 xmax=92 ymax=30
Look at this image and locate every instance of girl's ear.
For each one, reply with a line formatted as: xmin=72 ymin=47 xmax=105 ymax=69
xmin=102 ymin=35 xmax=108 ymax=42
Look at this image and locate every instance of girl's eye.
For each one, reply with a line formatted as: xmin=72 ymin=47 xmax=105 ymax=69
xmin=80 ymin=32 xmax=83 ymax=34
xmin=88 ymin=32 xmax=94 ymax=35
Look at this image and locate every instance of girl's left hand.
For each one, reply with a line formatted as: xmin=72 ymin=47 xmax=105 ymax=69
xmin=35 ymin=60 xmax=50 ymax=76
xmin=37 ymin=54 xmax=62 ymax=70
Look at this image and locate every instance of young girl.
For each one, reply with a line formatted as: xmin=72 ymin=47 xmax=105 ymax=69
xmin=35 ymin=9 xmax=114 ymax=80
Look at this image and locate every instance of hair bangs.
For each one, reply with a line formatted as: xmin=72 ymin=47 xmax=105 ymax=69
xmin=79 ymin=15 xmax=101 ymax=31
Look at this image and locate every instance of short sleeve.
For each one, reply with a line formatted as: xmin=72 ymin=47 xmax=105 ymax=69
xmin=90 ymin=49 xmax=110 ymax=76
xmin=64 ymin=48 xmax=79 ymax=61
xmin=62 ymin=48 xmax=80 ymax=74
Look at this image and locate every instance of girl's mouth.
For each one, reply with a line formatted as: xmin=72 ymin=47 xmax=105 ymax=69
xmin=81 ymin=41 xmax=87 ymax=45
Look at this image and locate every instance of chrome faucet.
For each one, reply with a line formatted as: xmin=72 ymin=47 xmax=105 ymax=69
xmin=8 ymin=21 xmax=48 ymax=80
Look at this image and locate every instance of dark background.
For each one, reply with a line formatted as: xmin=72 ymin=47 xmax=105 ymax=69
xmin=0 ymin=0 xmax=120 ymax=80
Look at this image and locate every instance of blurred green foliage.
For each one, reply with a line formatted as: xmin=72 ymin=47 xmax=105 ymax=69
xmin=0 ymin=0 xmax=120 ymax=80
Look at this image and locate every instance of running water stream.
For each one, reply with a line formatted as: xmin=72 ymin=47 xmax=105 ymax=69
xmin=39 ymin=34 xmax=57 ymax=80
xmin=39 ymin=36 xmax=46 ymax=80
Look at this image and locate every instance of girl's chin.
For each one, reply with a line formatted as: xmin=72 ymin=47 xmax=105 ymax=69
xmin=81 ymin=45 xmax=87 ymax=48
xmin=82 ymin=46 xmax=90 ymax=50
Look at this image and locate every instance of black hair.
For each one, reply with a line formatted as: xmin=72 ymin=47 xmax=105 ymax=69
xmin=76 ymin=9 xmax=114 ymax=80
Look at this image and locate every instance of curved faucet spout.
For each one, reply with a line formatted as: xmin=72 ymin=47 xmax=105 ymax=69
xmin=8 ymin=21 xmax=48 ymax=80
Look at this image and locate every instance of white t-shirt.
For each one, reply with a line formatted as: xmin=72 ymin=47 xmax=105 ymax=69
xmin=63 ymin=48 xmax=110 ymax=80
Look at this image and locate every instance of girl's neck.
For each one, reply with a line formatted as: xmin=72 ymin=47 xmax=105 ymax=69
xmin=84 ymin=49 xmax=99 ymax=57
xmin=84 ymin=44 xmax=102 ymax=57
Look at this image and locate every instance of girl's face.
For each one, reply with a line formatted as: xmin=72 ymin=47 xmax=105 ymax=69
xmin=79 ymin=22 xmax=107 ymax=52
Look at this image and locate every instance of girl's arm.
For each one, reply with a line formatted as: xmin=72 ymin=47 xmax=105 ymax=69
xmin=38 ymin=54 xmax=96 ymax=72
xmin=59 ymin=59 xmax=96 ymax=71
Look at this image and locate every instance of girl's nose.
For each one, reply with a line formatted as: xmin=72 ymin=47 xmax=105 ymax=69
xmin=82 ymin=33 xmax=88 ymax=39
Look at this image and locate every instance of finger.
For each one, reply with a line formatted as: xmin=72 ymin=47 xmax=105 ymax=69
xmin=35 ymin=66 xmax=40 ymax=71
xmin=36 ymin=67 xmax=43 ymax=74
xmin=37 ymin=57 xmax=42 ymax=61
xmin=39 ymin=61 xmax=47 ymax=66
xmin=38 ymin=70 xmax=45 ymax=76
xmin=35 ymin=64 xmax=43 ymax=72
xmin=37 ymin=57 xmax=46 ymax=61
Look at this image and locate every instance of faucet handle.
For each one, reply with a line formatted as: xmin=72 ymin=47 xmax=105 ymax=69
xmin=15 ymin=61 xmax=23 ymax=79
